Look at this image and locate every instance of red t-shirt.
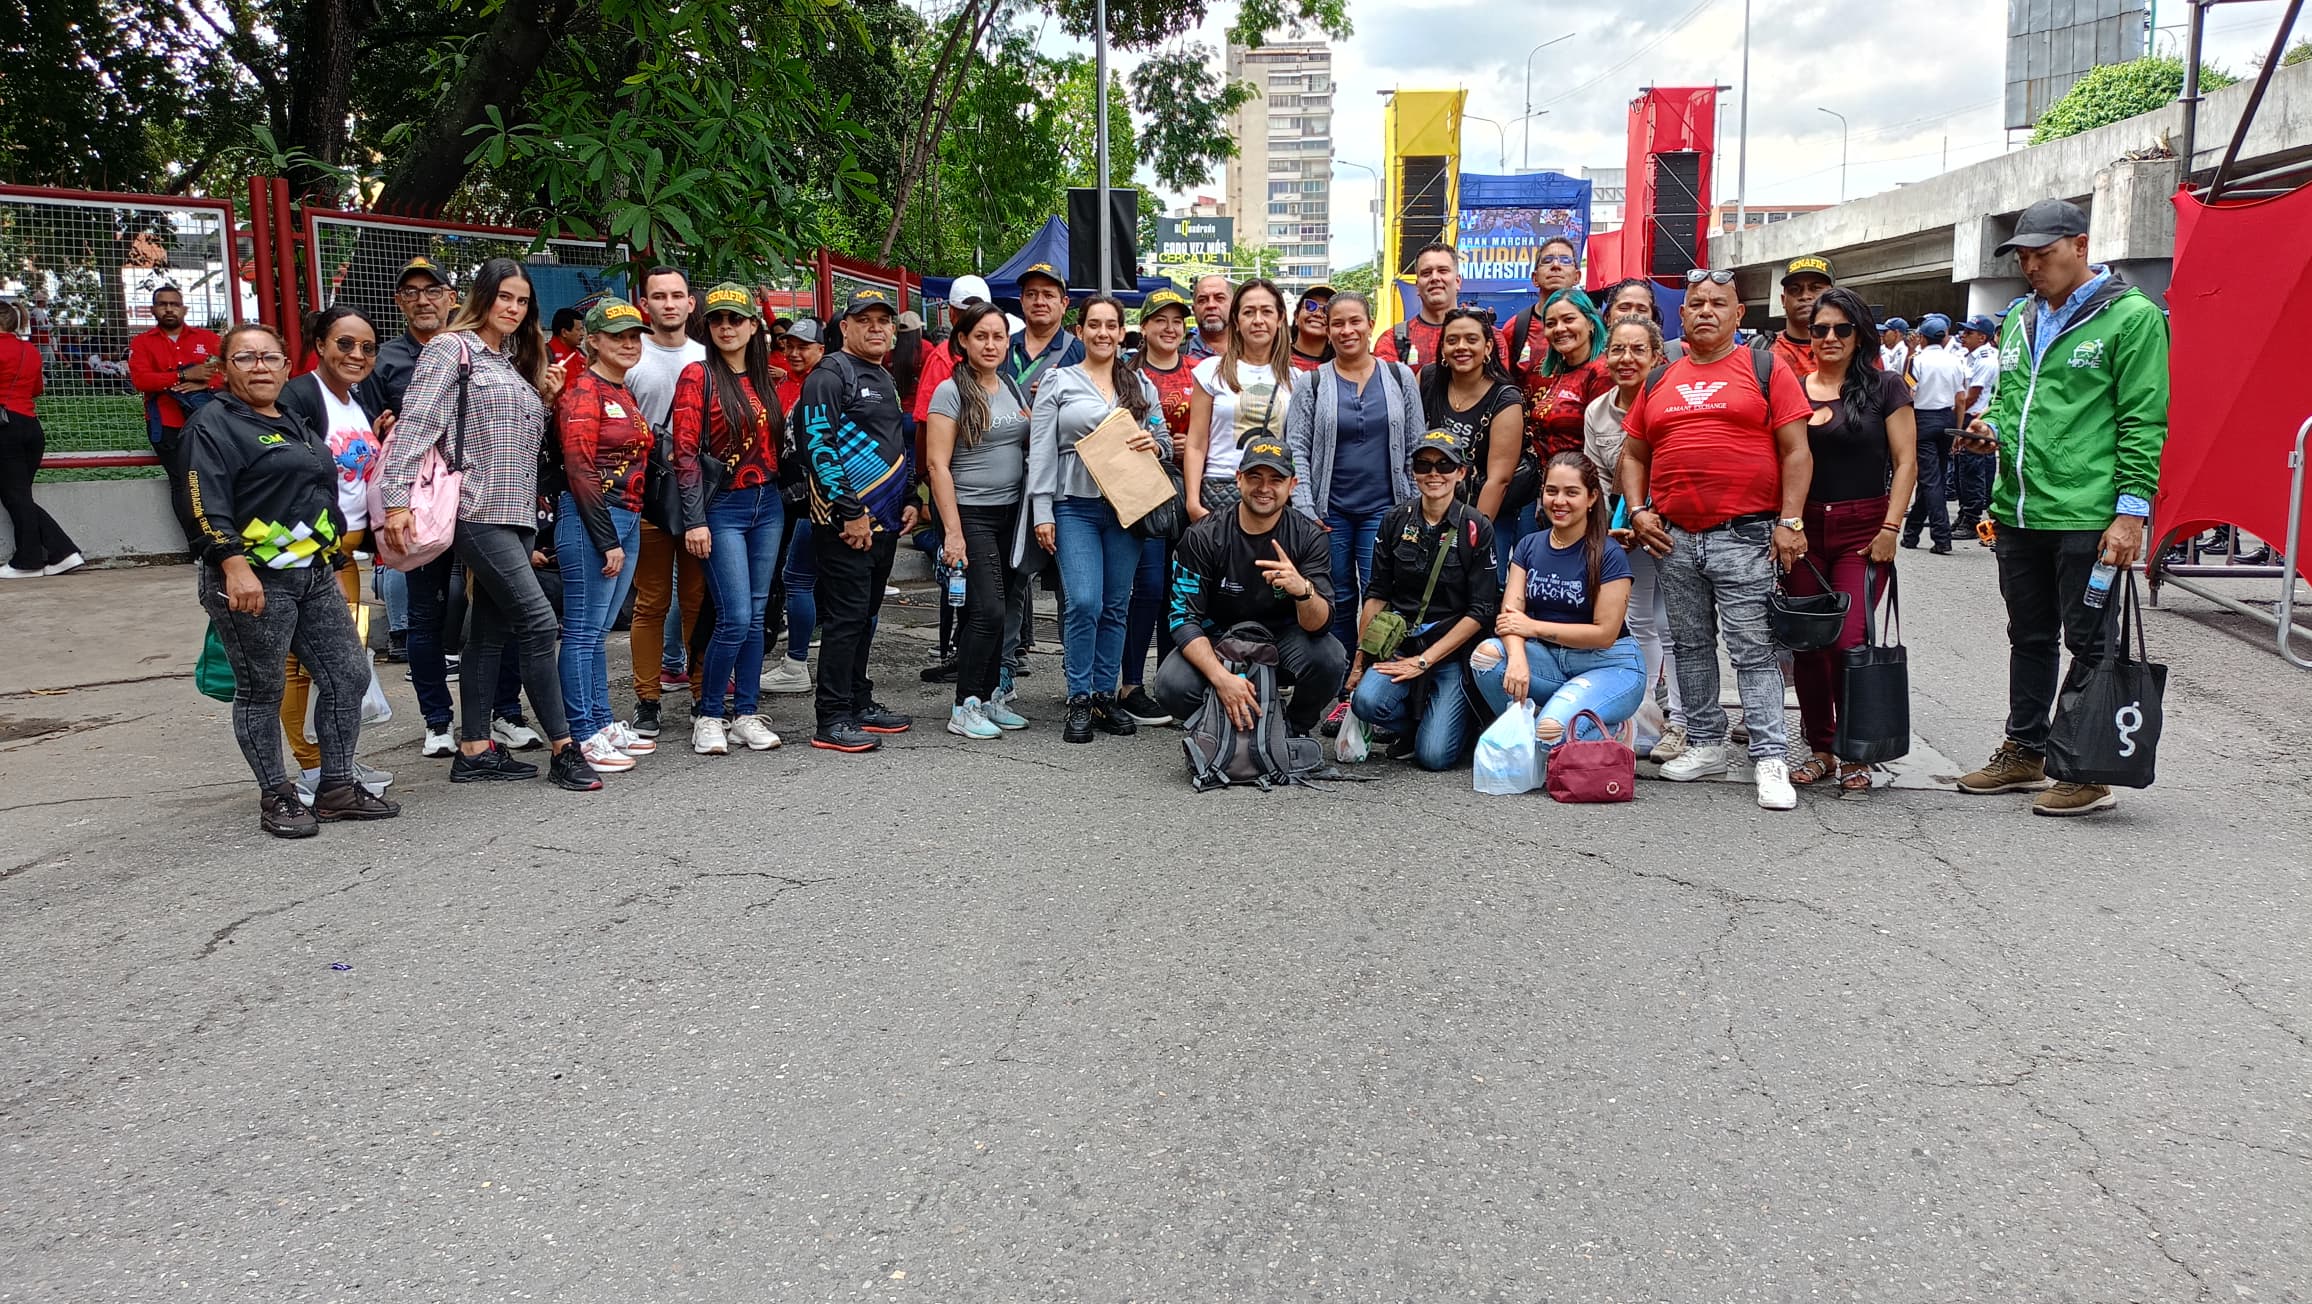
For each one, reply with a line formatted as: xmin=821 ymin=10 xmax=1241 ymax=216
xmin=1378 ymin=315 xmax=1512 ymax=372
xmin=128 ymin=326 xmax=224 ymax=428
xmin=911 ymin=342 xmax=956 ymax=425
xmin=0 ymin=333 xmax=44 ymax=419
xmin=548 ymin=337 xmax=582 ymax=365
xmin=1140 ymin=357 xmax=1197 ymax=437
xmin=1524 ymin=355 xmax=1613 ymax=463
xmin=1769 ymin=332 xmax=1815 ymax=378
xmin=1623 ymin=351 xmax=1811 ymax=531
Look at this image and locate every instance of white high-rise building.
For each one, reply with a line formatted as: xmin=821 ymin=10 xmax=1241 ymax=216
xmin=1223 ymin=40 xmax=1333 ymax=295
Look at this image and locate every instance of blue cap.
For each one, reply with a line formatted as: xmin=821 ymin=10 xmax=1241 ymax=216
xmin=1919 ymin=317 xmax=1949 ymax=343
xmin=1883 ymin=316 xmax=1910 ymax=333
xmin=1961 ymin=314 xmax=1998 ymax=337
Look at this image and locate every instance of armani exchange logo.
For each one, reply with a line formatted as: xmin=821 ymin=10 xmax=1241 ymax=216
xmin=1673 ymin=381 xmax=1729 ymax=408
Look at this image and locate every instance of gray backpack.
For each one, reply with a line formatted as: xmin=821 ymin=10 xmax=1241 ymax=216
xmin=1180 ymin=624 xmax=1332 ymax=792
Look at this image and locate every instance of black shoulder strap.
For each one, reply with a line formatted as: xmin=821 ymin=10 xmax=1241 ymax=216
xmin=1394 ymin=322 xmax=1413 ymax=363
xmin=1641 ymin=362 xmax=1671 ymax=399
xmin=1751 ymin=347 xmax=1773 ymax=406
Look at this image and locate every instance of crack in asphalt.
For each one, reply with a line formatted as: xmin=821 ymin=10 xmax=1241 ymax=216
xmin=2154 ymin=942 xmax=2312 ymax=1051
xmin=2026 ymin=1097 xmax=2215 ymax=1302
xmin=193 ymin=872 xmax=371 ymax=960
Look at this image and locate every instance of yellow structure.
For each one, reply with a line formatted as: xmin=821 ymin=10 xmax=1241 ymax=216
xmin=1376 ymin=89 xmax=1467 ymax=335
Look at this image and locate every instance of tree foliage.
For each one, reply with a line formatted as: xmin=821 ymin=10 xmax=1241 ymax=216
xmin=2029 ymin=56 xmax=2240 ymax=145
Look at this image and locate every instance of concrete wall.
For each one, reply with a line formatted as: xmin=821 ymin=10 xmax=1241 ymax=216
xmin=2 ymin=479 xmax=187 ymax=565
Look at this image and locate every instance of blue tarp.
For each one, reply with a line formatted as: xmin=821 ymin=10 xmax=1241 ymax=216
xmin=920 ymin=216 xmax=1175 ymax=305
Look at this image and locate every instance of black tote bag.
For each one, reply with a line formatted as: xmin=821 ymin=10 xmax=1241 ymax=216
xmin=2046 ymin=569 xmax=2167 ymax=788
xmin=1834 ymin=562 xmax=1910 ymax=764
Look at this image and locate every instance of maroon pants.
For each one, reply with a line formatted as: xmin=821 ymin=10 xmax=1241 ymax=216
xmin=1790 ymin=496 xmax=1891 ymax=757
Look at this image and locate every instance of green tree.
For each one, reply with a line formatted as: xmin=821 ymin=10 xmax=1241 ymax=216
xmin=0 ymin=0 xmax=201 ymax=190
xmin=1328 ymin=260 xmax=1379 ymax=297
xmin=2029 ymin=56 xmax=2240 ymax=145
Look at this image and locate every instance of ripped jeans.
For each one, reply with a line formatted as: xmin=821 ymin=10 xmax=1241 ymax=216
xmin=1470 ymin=634 xmax=1648 ymax=748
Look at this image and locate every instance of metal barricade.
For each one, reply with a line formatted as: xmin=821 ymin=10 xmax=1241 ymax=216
xmin=303 ymin=209 xmax=627 ymax=335
xmin=0 ymin=185 xmax=247 ymax=468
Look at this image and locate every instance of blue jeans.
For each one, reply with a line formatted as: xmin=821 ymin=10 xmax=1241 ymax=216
xmin=1121 ymin=536 xmax=1174 ymax=689
xmin=1323 ymin=504 xmax=1388 ymax=653
xmin=1351 ymin=658 xmax=1477 ymax=771
xmin=1053 ymin=496 xmax=1140 ymax=699
xmin=1470 ymin=635 xmax=1647 ymax=750
xmin=700 ymin=485 xmax=783 ymax=717
xmin=1494 ymin=501 xmax=1537 ymax=573
xmin=555 ymin=494 xmax=642 ymax=743
xmin=782 ymin=522 xmax=817 ymax=663
xmin=377 ymin=565 xmax=408 ymax=635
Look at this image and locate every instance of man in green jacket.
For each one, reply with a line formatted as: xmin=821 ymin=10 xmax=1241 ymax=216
xmin=1956 ymin=198 xmax=2169 ymax=817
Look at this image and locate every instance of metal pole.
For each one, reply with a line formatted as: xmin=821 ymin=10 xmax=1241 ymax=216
xmin=1464 ymin=112 xmax=1507 ymax=171
xmin=1819 ymin=107 xmax=1848 ymax=203
xmin=2206 ymin=0 xmax=2305 ymax=203
xmin=1519 ymin=34 xmax=1575 ymax=170
xmin=2179 ymin=0 xmax=2206 ymax=177
xmin=1735 ymin=0 xmax=1751 ymax=232
xmin=2281 ymin=419 xmax=2312 ymax=667
xmin=1094 ymin=0 xmax=1112 ymax=293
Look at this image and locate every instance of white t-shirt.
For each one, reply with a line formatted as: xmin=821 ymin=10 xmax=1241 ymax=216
xmin=320 ymin=385 xmax=380 ymax=529
xmin=1192 ymin=356 xmax=1288 ymax=481
xmin=624 ymin=334 xmax=705 ymax=430
xmin=1880 ymin=341 xmax=1909 ymax=376
xmin=1910 ymin=345 xmax=1968 ymax=411
xmin=1964 ymin=343 xmax=2000 ymax=417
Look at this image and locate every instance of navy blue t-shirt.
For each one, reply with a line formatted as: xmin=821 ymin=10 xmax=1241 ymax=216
xmin=1328 ymin=372 xmax=1395 ymax=519
xmin=1512 ymin=530 xmax=1632 ymax=628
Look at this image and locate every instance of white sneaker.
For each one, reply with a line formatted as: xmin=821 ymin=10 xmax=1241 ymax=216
xmin=608 ymin=720 xmax=656 ymax=754
xmin=42 ymin=552 xmax=86 ymax=576
xmin=491 ymin=717 xmax=543 ymax=750
xmin=761 ymin=657 xmax=814 ymax=694
xmin=421 ymin=727 xmax=456 ymax=758
xmin=580 ymin=731 xmax=636 ymax=771
xmin=728 ymin=714 xmax=782 ymax=750
xmin=692 ymin=715 xmax=729 ymax=755
xmin=948 ymin=697 xmax=1003 ymax=740
xmin=1754 ymin=757 xmax=1798 ymax=810
xmin=1659 ymin=741 xmax=1735 ymax=782
xmin=0 ymin=564 xmax=40 ymax=579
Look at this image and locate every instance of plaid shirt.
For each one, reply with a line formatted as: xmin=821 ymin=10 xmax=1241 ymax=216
xmin=377 ymin=330 xmax=547 ymax=528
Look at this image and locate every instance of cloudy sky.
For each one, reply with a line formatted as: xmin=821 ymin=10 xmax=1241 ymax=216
xmin=1037 ymin=0 xmax=2302 ymax=271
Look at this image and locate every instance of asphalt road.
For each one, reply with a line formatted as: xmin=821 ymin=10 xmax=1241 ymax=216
xmin=2 ymin=548 xmax=2309 ymax=1303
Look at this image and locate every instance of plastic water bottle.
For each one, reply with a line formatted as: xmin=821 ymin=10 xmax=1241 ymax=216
xmin=2084 ymin=559 xmax=2117 ymax=609
xmin=944 ymin=563 xmax=966 ymax=608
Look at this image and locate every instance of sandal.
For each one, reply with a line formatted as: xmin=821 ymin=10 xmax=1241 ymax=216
xmin=1838 ymin=762 xmax=1874 ymax=792
xmin=1790 ymin=754 xmax=1833 ymax=786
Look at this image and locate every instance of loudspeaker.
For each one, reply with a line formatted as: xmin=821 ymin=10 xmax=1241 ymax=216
xmin=1396 ymin=157 xmax=1451 ymax=275
xmin=1648 ymin=151 xmax=1706 ymax=278
xmin=1068 ymin=188 xmax=1139 ymax=293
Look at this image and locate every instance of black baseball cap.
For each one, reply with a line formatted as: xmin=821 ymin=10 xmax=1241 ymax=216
xmin=397 ymin=256 xmax=448 ymax=288
xmin=1237 ymin=437 xmax=1296 ymax=479
xmin=1017 ymin=262 xmax=1067 ymax=292
xmin=1409 ymin=429 xmax=1466 ymax=467
xmin=839 ymin=286 xmax=898 ymax=320
xmin=1780 ymin=255 xmax=1834 ymax=288
xmin=1995 ymin=199 xmax=2090 ymax=256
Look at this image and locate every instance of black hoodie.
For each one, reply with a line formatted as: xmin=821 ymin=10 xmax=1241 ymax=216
xmin=181 ymin=393 xmax=345 ymax=570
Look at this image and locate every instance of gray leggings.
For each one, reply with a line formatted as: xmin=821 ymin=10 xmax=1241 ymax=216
xmin=199 ymin=562 xmax=369 ymax=793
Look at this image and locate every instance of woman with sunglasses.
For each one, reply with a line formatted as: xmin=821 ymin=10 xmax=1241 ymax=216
xmin=1345 ymin=430 xmax=1498 ymax=770
xmin=274 ymin=305 xmax=397 ymax=797
xmin=1416 ymin=306 xmax=1526 ymax=528
xmin=1784 ymin=287 xmax=1917 ymax=792
xmin=184 ymin=323 xmax=401 ymax=836
xmin=1583 ymin=313 xmax=1687 ymax=760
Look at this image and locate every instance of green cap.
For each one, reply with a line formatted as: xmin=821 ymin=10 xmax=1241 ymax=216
xmin=701 ymin=281 xmax=762 ymax=321
xmin=584 ymin=296 xmax=646 ymax=334
xmin=1140 ymin=287 xmax=1190 ymax=322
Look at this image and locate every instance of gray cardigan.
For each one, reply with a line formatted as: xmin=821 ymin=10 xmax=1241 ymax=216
xmin=1026 ymin=364 xmax=1173 ymax=528
xmin=1284 ymin=358 xmax=1423 ymax=520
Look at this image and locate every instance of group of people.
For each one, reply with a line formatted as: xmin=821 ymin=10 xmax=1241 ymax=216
xmin=126 ymin=189 xmax=2167 ymax=835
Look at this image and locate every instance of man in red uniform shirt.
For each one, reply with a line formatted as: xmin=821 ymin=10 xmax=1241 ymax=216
xmin=910 ymin=274 xmax=990 ymax=429
xmin=128 ymin=284 xmax=223 ymax=544
xmin=1619 ymin=269 xmax=1815 ymax=811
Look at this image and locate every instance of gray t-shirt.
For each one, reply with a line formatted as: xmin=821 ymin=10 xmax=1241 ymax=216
xmin=625 ymin=334 xmax=705 ymax=430
xmin=928 ymin=373 xmax=1032 ymax=506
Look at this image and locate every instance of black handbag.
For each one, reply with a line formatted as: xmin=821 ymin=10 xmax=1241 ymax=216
xmin=1128 ymin=458 xmax=1187 ymax=542
xmin=1834 ymin=562 xmax=1909 ymax=764
xmin=1769 ymin=554 xmax=1852 ymax=652
xmin=2046 ymin=569 xmax=2166 ymax=788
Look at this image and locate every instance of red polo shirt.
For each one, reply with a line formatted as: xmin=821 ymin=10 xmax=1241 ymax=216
xmin=128 ymin=325 xmax=224 ymax=428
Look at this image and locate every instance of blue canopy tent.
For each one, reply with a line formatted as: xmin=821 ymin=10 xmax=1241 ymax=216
xmin=919 ymin=216 xmax=1175 ymax=306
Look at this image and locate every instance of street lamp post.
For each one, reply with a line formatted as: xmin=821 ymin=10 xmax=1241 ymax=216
xmin=1335 ymin=158 xmax=1382 ymax=282
xmin=1093 ymin=0 xmax=1111 ymax=292
xmin=1736 ymin=0 xmax=1751 ymax=232
xmin=1522 ymin=33 xmax=1576 ymax=170
xmin=1463 ymin=111 xmax=1508 ymax=172
xmin=1819 ymin=106 xmax=1849 ymax=203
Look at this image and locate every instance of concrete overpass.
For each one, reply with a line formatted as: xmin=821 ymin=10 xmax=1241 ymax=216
xmin=1712 ymin=60 xmax=2312 ymax=328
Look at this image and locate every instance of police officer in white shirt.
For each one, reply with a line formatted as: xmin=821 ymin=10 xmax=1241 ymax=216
xmin=1879 ymin=316 xmax=1911 ymax=377
xmin=1951 ymin=313 xmax=2002 ymax=538
xmin=1903 ymin=316 xmax=1969 ymax=553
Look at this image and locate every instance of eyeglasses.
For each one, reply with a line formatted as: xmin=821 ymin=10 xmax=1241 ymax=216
xmin=1684 ymin=268 xmax=1737 ymax=286
xmin=1411 ymin=458 xmax=1458 ymax=474
xmin=1603 ymin=343 xmax=1655 ymax=358
xmin=229 ymin=351 xmax=288 ymax=369
xmin=329 ymin=336 xmax=379 ymax=357
xmin=395 ymin=285 xmax=452 ymax=302
xmin=1538 ymin=253 xmax=1577 ymax=266
xmin=1807 ymin=322 xmax=1858 ymax=339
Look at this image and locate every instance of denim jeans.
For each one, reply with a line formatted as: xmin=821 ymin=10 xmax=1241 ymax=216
xmin=377 ymin=564 xmax=408 ymax=636
xmin=555 ymin=494 xmax=642 ymax=743
xmin=1626 ymin=547 xmax=1685 ymax=739
xmin=1053 ymin=496 xmax=1141 ymax=699
xmin=199 ymin=562 xmax=370 ymax=793
xmin=1657 ymin=518 xmax=1787 ymax=759
xmin=1905 ymin=407 xmax=1955 ymax=546
xmin=404 ymin=552 xmax=521 ymax=730
xmin=1323 ymin=505 xmax=1389 ymax=653
xmin=1493 ymin=500 xmax=1537 ymax=573
xmin=697 ymin=485 xmax=783 ymax=717
xmin=1121 ymin=536 xmax=1175 ymax=690
xmin=781 ymin=520 xmax=817 ymax=663
xmin=1470 ymin=635 xmax=1647 ymax=749
xmin=1351 ymin=658 xmax=1477 ymax=771
xmin=1994 ymin=525 xmax=2111 ymax=754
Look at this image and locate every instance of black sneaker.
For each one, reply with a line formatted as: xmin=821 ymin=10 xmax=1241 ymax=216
xmin=857 ymin=702 xmax=913 ymax=734
xmin=811 ymin=718 xmax=881 ymax=752
xmin=1900 ymin=536 xmax=1920 ymax=550
xmin=314 ymin=782 xmax=402 ymax=822
xmin=1385 ymin=734 xmax=1418 ymax=762
xmin=1063 ymin=695 xmax=1095 ymax=744
xmin=1090 ymin=693 xmax=1137 ymax=736
xmin=1931 ymin=540 xmax=1953 ymax=555
xmin=449 ymin=743 xmax=539 ymax=783
xmin=632 ymin=699 xmax=662 ymax=738
xmin=919 ymin=658 xmax=959 ymax=684
xmin=261 ymin=783 xmax=319 ymax=838
xmin=381 ymin=632 xmax=409 ymax=664
xmin=1116 ymin=685 xmax=1172 ymax=726
xmin=547 ymin=744 xmax=603 ymax=791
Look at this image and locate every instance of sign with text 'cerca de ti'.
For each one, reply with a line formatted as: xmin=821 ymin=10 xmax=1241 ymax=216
xmin=1153 ymin=217 xmax=1233 ymax=279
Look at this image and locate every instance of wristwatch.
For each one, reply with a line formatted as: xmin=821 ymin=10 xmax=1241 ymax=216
xmin=1290 ymin=584 xmax=1315 ymax=602
xmin=1776 ymin=516 xmax=1805 ymax=532
xmin=1415 ymin=655 xmax=1430 ymax=671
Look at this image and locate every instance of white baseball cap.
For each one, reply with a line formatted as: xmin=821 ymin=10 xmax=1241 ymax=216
xmin=1006 ymin=312 xmax=1026 ymax=335
xmin=949 ymin=274 xmax=993 ymax=306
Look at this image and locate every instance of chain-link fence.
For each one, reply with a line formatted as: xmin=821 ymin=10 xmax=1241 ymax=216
xmin=0 ymin=186 xmax=248 ymax=466
xmin=304 ymin=209 xmax=627 ymax=340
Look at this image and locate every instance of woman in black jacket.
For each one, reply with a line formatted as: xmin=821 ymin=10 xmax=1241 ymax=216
xmin=183 ymin=323 xmax=401 ymax=838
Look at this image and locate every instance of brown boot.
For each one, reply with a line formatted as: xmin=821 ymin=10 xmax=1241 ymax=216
xmin=2032 ymin=781 xmax=2117 ymax=817
xmin=1956 ymin=740 xmax=2051 ymax=794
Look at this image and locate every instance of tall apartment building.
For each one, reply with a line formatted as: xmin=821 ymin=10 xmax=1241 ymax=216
xmin=1222 ymin=40 xmax=1334 ymax=295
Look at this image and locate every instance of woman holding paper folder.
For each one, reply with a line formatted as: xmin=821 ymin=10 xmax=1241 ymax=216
xmin=1028 ymin=295 xmax=1174 ymax=745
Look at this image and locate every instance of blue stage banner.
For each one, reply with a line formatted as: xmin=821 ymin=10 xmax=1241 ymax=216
xmin=1456 ymin=171 xmax=1593 ymax=292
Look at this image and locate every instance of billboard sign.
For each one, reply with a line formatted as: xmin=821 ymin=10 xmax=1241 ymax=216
xmin=2005 ymin=0 xmax=2147 ymax=131
xmin=1153 ymin=216 xmax=1233 ymax=269
xmin=1455 ymin=171 xmax=1593 ymax=305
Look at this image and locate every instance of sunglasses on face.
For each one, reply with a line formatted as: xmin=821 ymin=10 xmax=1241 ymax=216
xmin=1685 ymin=268 xmax=1737 ymax=285
xmin=1411 ymin=458 xmax=1458 ymax=474
xmin=1538 ymin=253 xmax=1577 ymax=266
xmin=1807 ymin=322 xmax=1858 ymax=339
xmin=330 ymin=336 xmax=378 ymax=357
xmin=230 ymin=351 xmax=288 ymax=369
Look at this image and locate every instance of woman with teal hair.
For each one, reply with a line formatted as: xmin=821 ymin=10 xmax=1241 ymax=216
xmin=1522 ymin=286 xmax=1614 ymax=465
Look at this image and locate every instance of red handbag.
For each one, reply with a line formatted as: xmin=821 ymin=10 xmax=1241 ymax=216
xmin=1544 ymin=709 xmax=1636 ymax=804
